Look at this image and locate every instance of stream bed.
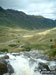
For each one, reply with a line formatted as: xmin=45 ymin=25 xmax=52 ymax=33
xmin=0 ymin=50 xmax=56 ymax=75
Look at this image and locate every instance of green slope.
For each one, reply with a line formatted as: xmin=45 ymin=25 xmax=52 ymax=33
xmin=0 ymin=26 xmax=56 ymax=57
xmin=0 ymin=7 xmax=56 ymax=58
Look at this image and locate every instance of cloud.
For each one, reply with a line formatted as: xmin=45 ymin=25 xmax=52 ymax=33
xmin=0 ymin=0 xmax=28 ymax=9
xmin=0 ymin=0 xmax=56 ymax=19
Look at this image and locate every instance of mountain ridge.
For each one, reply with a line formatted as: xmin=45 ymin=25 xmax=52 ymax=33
xmin=0 ymin=7 xmax=56 ymax=29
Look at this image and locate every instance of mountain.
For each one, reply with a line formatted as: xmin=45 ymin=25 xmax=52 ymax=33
xmin=0 ymin=7 xmax=56 ymax=29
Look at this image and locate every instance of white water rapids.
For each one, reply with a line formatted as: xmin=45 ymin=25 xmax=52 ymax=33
xmin=0 ymin=51 xmax=56 ymax=75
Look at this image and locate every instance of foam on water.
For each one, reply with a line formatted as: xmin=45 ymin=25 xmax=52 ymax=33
xmin=2 ymin=53 xmax=56 ymax=75
xmin=6 ymin=54 xmax=42 ymax=75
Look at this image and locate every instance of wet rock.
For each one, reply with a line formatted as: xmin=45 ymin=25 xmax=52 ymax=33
xmin=29 ymin=57 xmax=37 ymax=66
xmin=0 ymin=55 xmax=9 ymax=59
xmin=8 ymin=64 xmax=14 ymax=73
xmin=24 ymin=50 xmax=49 ymax=60
xmin=50 ymin=65 xmax=56 ymax=70
xmin=0 ymin=59 xmax=14 ymax=74
xmin=0 ymin=60 xmax=8 ymax=74
xmin=23 ymin=52 xmax=30 ymax=58
xmin=2 ymin=55 xmax=9 ymax=59
xmin=38 ymin=62 xmax=50 ymax=71
xmin=12 ymin=53 xmax=20 ymax=56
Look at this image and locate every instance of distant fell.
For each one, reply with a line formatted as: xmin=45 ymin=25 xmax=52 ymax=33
xmin=0 ymin=7 xmax=56 ymax=29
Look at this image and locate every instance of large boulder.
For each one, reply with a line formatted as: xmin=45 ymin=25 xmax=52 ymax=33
xmin=0 ymin=57 xmax=14 ymax=74
xmin=38 ymin=62 xmax=50 ymax=71
xmin=0 ymin=60 xmax=8 ymax=74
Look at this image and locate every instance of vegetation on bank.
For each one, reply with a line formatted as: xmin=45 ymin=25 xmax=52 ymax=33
xmin=0 ymin=7 xmax=56 ymax=59
xmin=0 ymin=49 xmax=8 ymax=53
xmin=44 ymin=49 xmax=56 ymax=58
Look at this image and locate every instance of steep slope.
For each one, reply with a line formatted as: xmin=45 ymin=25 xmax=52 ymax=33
xmin=0 ymin=7 xmax=56 ymax=29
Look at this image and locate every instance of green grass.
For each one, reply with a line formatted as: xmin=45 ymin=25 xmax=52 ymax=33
xmin=44 ymin=48 xmax=56 ymax=58
xmin=0 ymin=26 xmax=56 ymax=57
xmin=0 ymin=48 xmax=8 ymax=52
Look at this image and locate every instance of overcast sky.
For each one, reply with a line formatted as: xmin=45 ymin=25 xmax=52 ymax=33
xmin=0 ymin=0 xmax=56 ymax=19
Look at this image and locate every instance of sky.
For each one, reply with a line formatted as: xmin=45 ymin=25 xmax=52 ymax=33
xmin=0 ymin=0 xmax=56 ymax=19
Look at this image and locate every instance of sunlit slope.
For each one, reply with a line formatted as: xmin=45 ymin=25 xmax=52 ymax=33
xmin=0 ymin=26 xmax=29 ymax=42
xmin=0 ymin=26 xmax=56 ymax=51
xmin=22 ymin=27 xmax=56 ymax=45
xmin=0 ymin=26 xmax=56 ymax=44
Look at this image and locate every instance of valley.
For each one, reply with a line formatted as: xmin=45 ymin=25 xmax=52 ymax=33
xmin=0 ymin=7 xmax=56 ymax=75
xmin=0 ymin=26 xmax=56 ymax=58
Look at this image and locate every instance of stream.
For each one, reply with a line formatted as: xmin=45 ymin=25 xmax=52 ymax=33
xmin=0 ymin=50 xmax=56 ymax=75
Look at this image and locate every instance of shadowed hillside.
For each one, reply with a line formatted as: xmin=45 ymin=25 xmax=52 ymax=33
xmin=0 ymin=7 xmax=56 ymax=29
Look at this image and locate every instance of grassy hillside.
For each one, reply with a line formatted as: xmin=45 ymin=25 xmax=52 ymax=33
xmin=0 ymin=7 xmax=56 ymax=29
xmin=0 ymin=26 xmax=56 ymax=58
xmin=0 ymin=7 xmax=56 ymax=58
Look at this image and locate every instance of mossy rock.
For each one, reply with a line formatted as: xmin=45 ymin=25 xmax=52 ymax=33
xmin=8 ymin=44 xmax=17 ymax=47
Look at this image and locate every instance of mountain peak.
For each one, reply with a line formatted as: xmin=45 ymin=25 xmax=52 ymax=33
xmin=0 ymin=6 xmax=5 ymax=12
xmin=0 ymin=7 xmax=4 ymax=10
xmin=7 ymin=9 xmax=26 ymax=16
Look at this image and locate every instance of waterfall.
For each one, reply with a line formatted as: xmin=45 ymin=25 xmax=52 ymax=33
xmin=1 ymin=51 xmax=56 ymax=75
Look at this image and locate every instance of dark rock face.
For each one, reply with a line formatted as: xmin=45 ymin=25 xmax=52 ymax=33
xmin=0 ymin=60 xmax=8 ymax=74
xmin=0 ymin=55 xmax=14 ymax=74
xmin=38 ymin=62 xmax=50 ymax=71
xmin=0 ymin=7 xmax=5 ymax=12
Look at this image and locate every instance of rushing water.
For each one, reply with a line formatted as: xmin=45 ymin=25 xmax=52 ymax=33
xmin=0 ymin=51 xmax=56 ymax=75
